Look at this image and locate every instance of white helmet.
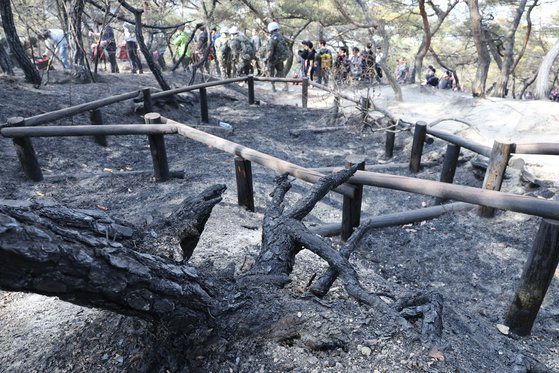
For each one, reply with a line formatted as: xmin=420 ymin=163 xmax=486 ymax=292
xmin=229 ymin=26 xmax=239 ymax=34
xmin=220 ymin=26 xmax=229 ymax=34
xmin=267 ymin=22 xmax=280 ymax=33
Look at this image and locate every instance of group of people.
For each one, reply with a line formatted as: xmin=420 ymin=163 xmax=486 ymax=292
xmin=296 ymin=42 xmax=384 ymax=86
xmin=425 ymin=65 xmax=455 ymax=90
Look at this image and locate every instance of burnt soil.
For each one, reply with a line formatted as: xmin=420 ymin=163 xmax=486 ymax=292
xmin=1 ymin=70 xmax=558 ymax=373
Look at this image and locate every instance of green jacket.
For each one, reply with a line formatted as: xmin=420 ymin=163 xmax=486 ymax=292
xmin=173 ymin=31 xmax=191 ymax=58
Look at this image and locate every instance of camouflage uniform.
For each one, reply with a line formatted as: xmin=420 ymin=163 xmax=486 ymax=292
xmin=265 ymin=30 xmax=288 ymax=77
xmin=215 ymin=34 xmax=231 ymax=78
xmin=230 ymin=33 xmax=254 ymax=77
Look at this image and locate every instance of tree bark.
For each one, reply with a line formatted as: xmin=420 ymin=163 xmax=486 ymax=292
xmin=411 ymin=0 xmax=431 ymax=84
xmin=0 ymin=0 xmax=42 ymax=85
xmin=533 ymin=37 xmax=559 ymax=100
xmin=467 ymin=0 xmax=490 ymax=97
xmin=0 ymin=185 xmax=225 ymax=327
xmin=493 ymin=0 xmax=527 ymax=97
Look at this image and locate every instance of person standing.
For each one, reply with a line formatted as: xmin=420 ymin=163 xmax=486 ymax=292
xmin=304 ymin=41 xmax=317 ymax=81
xmin=101 ymin=25 xmax=119 ymax=73
xmin=123 ymin=22 xmax=143 ymax=74
xmin=349 ymin=47 xmax=363 ymax=82
xmin=38 ymin=29 xmax=70 ymax=69
xmin=229 ymin=26 xmax=254 ymax=77
xmin=334 ymin=46 xmax=350 ymax=84
xmin=250 ymin=28 xmax=262 ymax=75
xmin=215 ymin=27 xmax=232 ymax=78
xmin=315 ymin=40 xmax=332 ymax=85
xmin=264 ymin=21 xmax=289 ymax=91
xmin=375 ymin=46 xmax=384 ymax=82
xmin=172 ymin=27 xmax=191 ymax=71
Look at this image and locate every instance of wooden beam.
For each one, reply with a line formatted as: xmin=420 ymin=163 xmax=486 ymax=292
xmin=1 ymin=124 xmax=178 ymax=138
xmin=162 ymin=116 xmax=356 ymax=199
xmin=385 ymin=126 xmax=396 ymax=159
xmin=21 ymin=90 xmax=141 ymax=127
xmin=199 ymin=87 xmax=209 ymax=123
xmin=426 ymin=127 xmax=491 ymax=157
xmin=478 ymin=140 xmax=512 ymax=217
xmin=346 ymin=170 xmax=559 ymax=220
xmin=142 ymin=87 xmax=153 ymax=113
xmin=150 ymin=76 xmax=247 ymax=99
xmin=505 ymin=218 xmax=559 ymax=336
xmin=513 ymin=143 xmax=559 ymax=156
xmin=410 ymin=121 xmax=427 ymax=172
xmin=254 ymin=76 xmax=303 ymax=83
xmin=311 ymin=202 xmax=473 ymax=237
xmin=145 ymin=113 xmax=170 ymax=182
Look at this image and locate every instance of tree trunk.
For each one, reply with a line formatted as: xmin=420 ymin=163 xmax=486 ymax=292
xmin=533 ymin=37 xmax=559 ymax=100
xmin=468 ymin=0 xmax=491 ymax=97
xmin=69 ymin=0 xmax=86 ymax=66
xmin=411 ymin=0 xmax=431 ymax=84
xmin=118 ymin=0 xmax=171 ymax=91
xmin=0 ymin=185 xmax=225 ymax=328
xmin=493 ymin=0 xmax=527 ymax=97
xmin=0 ymin=0 xmax=41 ymax=85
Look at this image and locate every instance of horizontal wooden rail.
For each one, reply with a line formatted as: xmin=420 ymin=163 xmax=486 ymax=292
xmin=308 ymin=81 xmax=361 ymax=104
xmin=161 ymin=116 xmax=356 ymax=198
xmin=311 ymin=202 xmax=473 ymax=237
xmin=20 ymin=90 xmax=142 ymax=127
xmin=254 ymin=76 xmax=303 ymax=83
xmin=426 ymin=127 xmax=491 ymax=157
xmin=1 ymin=124 xmax=178 ymax=138
xmin=514 ymin=143 xmax=559 ymax=156
xmin=309 ymin=161 xmax=439 ymax=174
xmin=151 ymin=77 xmax=248 ymax=99
xmin=347 ymin=170 xmax=559 ymax=220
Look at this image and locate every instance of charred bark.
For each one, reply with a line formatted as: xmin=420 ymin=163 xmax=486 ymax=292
xmin=0 ymin=0 xmax=41 ymax=85
xmin=0 ymin=185 xmax=225 ymax=327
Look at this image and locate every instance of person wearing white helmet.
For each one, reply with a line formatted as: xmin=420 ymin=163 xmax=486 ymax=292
xmin=215 ymin=26 xmax=232 ymax=78
xmin=229 ymin=26 xmax=255 ymax=77
xmin=264 ymin=21 xmax=289 ymax=91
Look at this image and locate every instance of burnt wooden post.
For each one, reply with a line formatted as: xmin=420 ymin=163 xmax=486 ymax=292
xmin=409 ymin=121 xmax=427 ymax=173
xmin=505 ymin=219 xmax=559 ymax=336
xmin=247 ymin=75 xmax=255 ymax=105
xmin=199 ymin=87 xmax=209 ymax=123
xmin=234 ymin=156 xmax=255 ymax=212
xmin=144 ymin=113 xmax=169 ymax=182
xmin=341 ymin=155 xmax=365 ymax=241
xmin=8 ymin=117 xmax=43 ymax=182
xmin=89 ymin=109 xmax=108 ymax=147
xmin=385 ymin=123 xmax=396 ymax=159
xmin=435 ymin=144 xmax=461 ymax=205
xmin=302 ymin=77 xmax=309 ymax=108
xmin=359 ymin=97 xmax=369 ymax=121
xmin=478 ymin=140 xmax=512 ymax=217
xmin=143 ymin=88 xmax=153 ymax=113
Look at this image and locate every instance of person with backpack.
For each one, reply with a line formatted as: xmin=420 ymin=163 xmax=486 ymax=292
xmin=334 ymin=46 xmax=350 ymax=85
xmin=215 ymin=27 xmax=232 ymax=78
xmin=229 ymin=26 xmax=254 ymax=77
xmin=315 ymin=40 xmax=332 ymax=85
xmin=264 ymin=22 xmax=289 ymax=91
xmin=101 ymin=25 xmax=119 ymax=73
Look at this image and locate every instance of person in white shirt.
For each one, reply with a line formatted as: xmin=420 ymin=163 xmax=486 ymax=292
xmin=123 ymin=22 xmax=143 ymax=74
xmin=39 ymin=29 xmax=70 ymax=69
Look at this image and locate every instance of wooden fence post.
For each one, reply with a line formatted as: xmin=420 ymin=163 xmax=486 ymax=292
xmin=478 ymin=140 xmax=512 ymax=217
xmin=143 ymin=87 xmax=153 ymax=113
xmin=144 ymin=113 xmax=170 ymax=182
xmin=247 ymin=75 xmax=255 ymax=105
xmin=199 ymin=87 xmax=209 ymax=123
xmin=7 ymin=117 xmax=43 ymax=182
xmin=89 ymin=109 xmax=108 ymax=147
xmin=235 ymin=156 xmax=255 ymax=212
xmin=385 ymin=123 xmax=396 ymax=159
xmin=359 ymin=97 xmax=369 ymax=121
xmin=409 ymin=121 xmax=427 ymax=173
xmin=435 ymin=144 xmax=461 ymax=205
xmin=341 ymin=155 xmax=365 ymax=241
xmin=302 ymin=77 xmax=309 ymax=108
xmin=505 ymin=218 xmax=559 ymax=336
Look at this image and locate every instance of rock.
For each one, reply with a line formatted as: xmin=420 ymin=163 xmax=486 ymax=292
xmin=307 ymin=356 xmax=319 ymax=365
xmin=360 ymin=346 xmax=372 ymax=357
xmin=496 ymin=323 xmax=510 ymax=335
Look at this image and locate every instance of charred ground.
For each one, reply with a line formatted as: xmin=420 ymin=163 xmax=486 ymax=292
xmin=0 ymin=71 xmax=558 ymax=372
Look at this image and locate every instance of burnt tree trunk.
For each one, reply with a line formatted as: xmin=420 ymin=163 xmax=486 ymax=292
xmin=468 ymin=0 xmax=491 ymax=97
xmin=0 ymin=185 xmax=225 ymax=327
xmin=533 ymin=37 xmax=559 ymax=100
xmin=0 ymin=0 xmax=41 ymax=85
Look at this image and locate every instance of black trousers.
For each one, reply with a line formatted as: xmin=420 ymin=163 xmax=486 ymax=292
xmin=126 ymin=41 xmax=143 ymax=72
